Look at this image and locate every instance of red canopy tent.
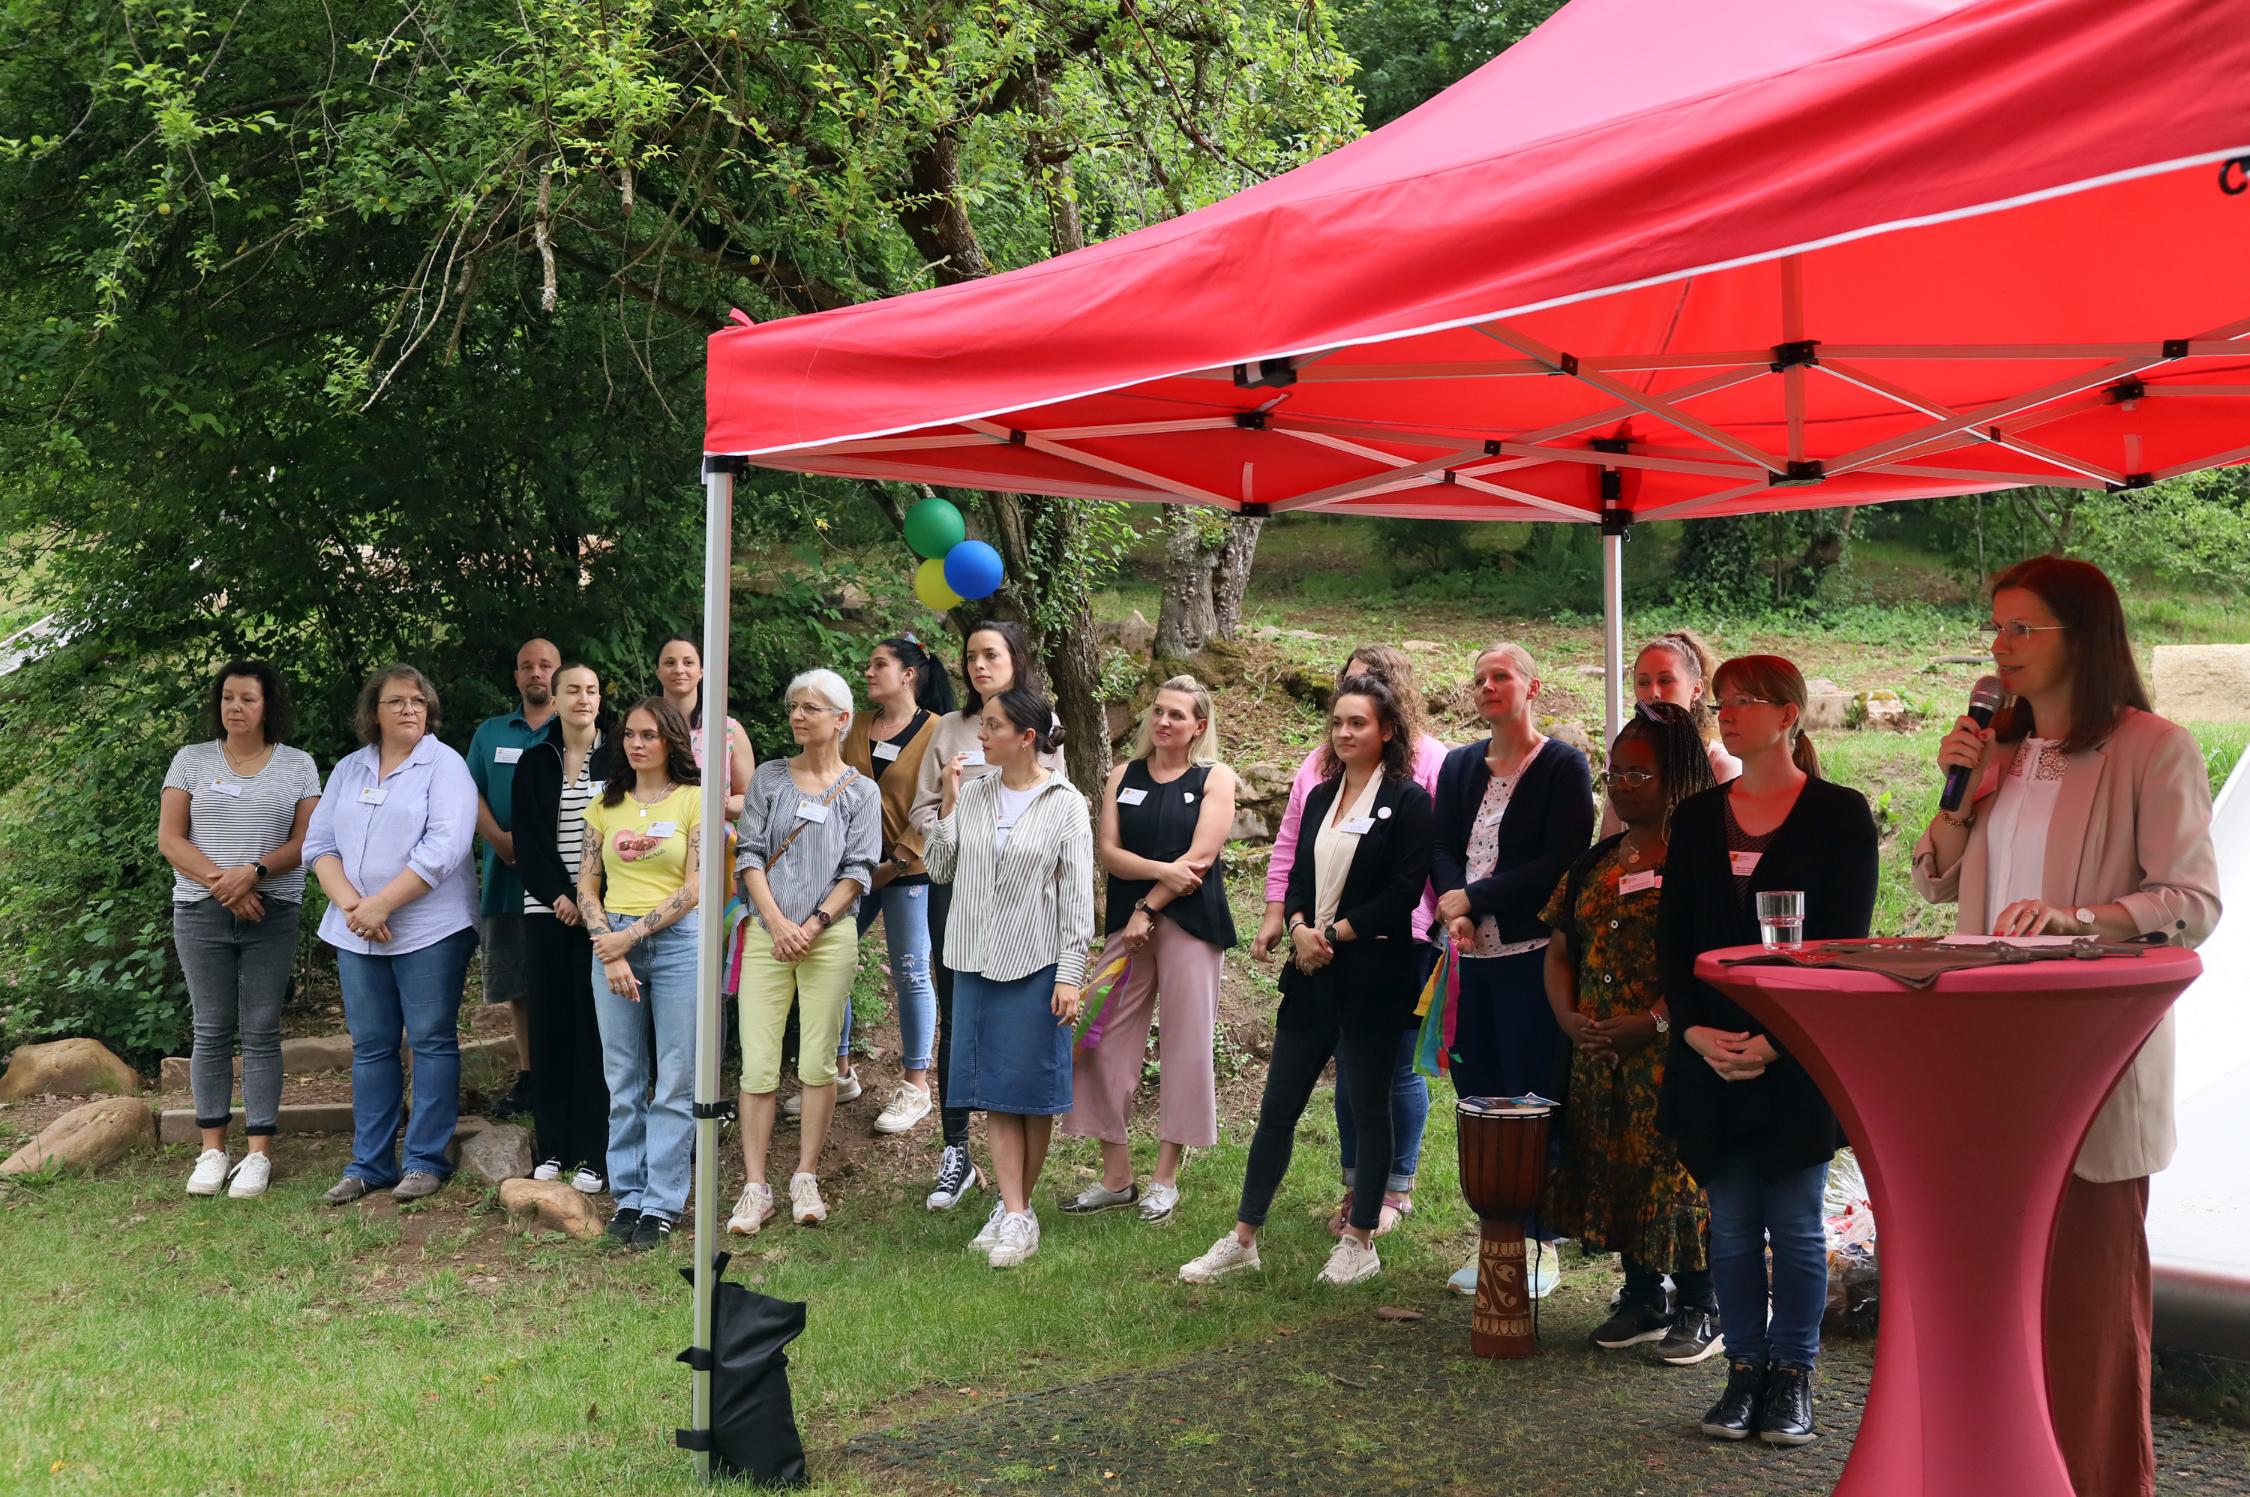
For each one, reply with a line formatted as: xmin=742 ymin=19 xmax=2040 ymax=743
xmin=680 ymin=0 xmax=2250 ymax=1478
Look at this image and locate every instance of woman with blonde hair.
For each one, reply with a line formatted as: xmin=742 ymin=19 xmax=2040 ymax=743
xmin=1061 ymin=676 xmax=1236 ymax=1223
xmin=1603 ymin=631 xmax=1739 ymax=838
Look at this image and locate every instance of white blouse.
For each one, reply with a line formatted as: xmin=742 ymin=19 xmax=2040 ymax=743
xmin=1981 ymin=736 xmax=2067 ymax=924
xmin=1312 ymin=774 xmax=1382 ymax=929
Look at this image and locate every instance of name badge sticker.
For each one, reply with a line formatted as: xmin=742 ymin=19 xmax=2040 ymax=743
xmin=358 ymin=786 xmax=389 ymax=806
xmin=795 ymin=801 xmax=831 ymax=824
xmin=959 ymin=748 xmax=987 ymax=767
xmin=1338 ymin=816 xmax=1377 ymax=835
xmin=493 ymin=746 xmax=524 ymax=765
xmin=1477 ymin=807 xmax=1504 ymax=827
xmin=1730 ymin=851 xmax=1762 ymax=877
xmin=872 ymin=741 xmax=901 ymax=762
xmin=1619 ymin=870 xmax=1662 ymax=896
xmin=1116 ymin=787 xmax=1149 ymax=807
xmin=211 ymin=780 xmax=244 ymax=799
xmin=647 ymin=819 xmax=679 ymax=839
xmin=587 ymin=780 xmax=605 ymax=795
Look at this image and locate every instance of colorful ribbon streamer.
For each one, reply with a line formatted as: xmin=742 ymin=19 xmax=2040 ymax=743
xmin=1412 ymin=938 xmax=1460 ymax=1078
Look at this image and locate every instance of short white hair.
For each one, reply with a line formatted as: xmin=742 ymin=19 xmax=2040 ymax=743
xmin=786 ymin=668 xmax=855 ymax=729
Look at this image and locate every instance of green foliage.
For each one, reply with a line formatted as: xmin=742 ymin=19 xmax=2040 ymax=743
xmin=1338 ymin=0 xmax=1563 ymax=126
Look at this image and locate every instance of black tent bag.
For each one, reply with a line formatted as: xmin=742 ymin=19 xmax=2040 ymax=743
xmin=677 ymin=1256 xmax=810 ymax=1487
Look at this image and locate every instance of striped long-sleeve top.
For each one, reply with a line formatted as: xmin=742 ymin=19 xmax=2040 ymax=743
xmin=924 ymin=771 xmax=1095 ymax=986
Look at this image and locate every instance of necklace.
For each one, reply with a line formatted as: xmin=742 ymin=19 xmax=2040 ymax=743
xmin=629 ymin=780 xmax=675 ymax=818
xmin=1621 ymin=831 xmax=1663 ymax=867
xmin=220 ymin=741 xmax=272 ymax=777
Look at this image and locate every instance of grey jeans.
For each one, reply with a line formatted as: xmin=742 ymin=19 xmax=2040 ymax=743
xmin=173 ymin=898 xmax=300 ymax=1134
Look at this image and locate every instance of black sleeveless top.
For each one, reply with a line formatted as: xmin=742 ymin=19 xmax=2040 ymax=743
xmin=1106 ymin=760 xmax=1237 ymax=949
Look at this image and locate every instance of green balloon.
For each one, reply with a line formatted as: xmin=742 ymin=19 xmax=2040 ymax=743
xmin=904 ymin=497 xmax=967 ymax=559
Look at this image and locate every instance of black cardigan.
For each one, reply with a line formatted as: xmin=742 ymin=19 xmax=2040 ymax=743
xmin=513 ymin=723 xmax=623 ymax=912
xmin=1654 ymin=776 xmax=1879 ymax=1184
xmin=1278 ymin=773 xmax=1435 ymax=1032
xmin=1431 ymin=737 xmax=1596 ymax=942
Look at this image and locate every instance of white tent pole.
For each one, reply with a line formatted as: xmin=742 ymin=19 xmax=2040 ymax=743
xmin=690 ymin=457 xmax=736 ymax=1483
xmin=1601 ymin=514 xmax=1626 ymax=750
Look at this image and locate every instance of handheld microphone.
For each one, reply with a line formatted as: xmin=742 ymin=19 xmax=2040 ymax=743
xmin=1940 ymin=675 xmax=2006 ymax=814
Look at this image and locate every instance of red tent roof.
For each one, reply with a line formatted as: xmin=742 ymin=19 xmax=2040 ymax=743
xmin=704 ymin=0 xmax=2250 ymax=523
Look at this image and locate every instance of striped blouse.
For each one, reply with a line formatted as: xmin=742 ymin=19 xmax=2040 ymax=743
xmin=925 ymin=772 xmax=1095 ymax=986
xmin=524 ymin=743 xmax=603 ymax=916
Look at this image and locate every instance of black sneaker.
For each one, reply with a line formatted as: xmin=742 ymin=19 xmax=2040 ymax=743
xmin=1650 ymin=1306 xmax=1726 ymax=1366
xmin=1757 ymin=1363 xmax=1817 ymax=1445
xmin=1700 ymin=1358 xmax=1768 ymax=1440
xmin=925 ymin=1144 xmax=981 ymax=1212
xmin=605 ymin=1207 xmax=642 ymax=1243
xmin=628 ymin=1211 xmax=676 ymax=1251
xmin=497 ymin=1070 xmax=535 ymax=1118
xmin=1589 ymin=1295 xmax=1672 ymax=1350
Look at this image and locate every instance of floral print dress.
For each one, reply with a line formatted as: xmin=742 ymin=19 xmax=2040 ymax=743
xmin=1538 ymin=837 xmax=1709 ymax=1270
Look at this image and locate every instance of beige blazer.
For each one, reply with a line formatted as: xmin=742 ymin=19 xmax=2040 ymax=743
xmin=1911 ymin=708 xmax=2222 ymax=1182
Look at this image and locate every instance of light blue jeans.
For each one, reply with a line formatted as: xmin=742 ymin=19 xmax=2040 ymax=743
xmin=846 ymin=884 xmax=937 ymax=1072
xmin=338 ymin=926 xmax=477 ymax=1185
xmin=1705 ymin=1152 xmax=1832 ymax=1369
xmin=590 ymin=912 xmax=700 ymax=1219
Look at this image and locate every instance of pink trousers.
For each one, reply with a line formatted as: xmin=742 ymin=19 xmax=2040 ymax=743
xmin=1062 ymin=919 xmax=1220 ymax=1148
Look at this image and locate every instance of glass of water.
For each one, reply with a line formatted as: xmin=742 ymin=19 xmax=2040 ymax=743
xmin=1756 ymin=890 xmax=1807 ymax=950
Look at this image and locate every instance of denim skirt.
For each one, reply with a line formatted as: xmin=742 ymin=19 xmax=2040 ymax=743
xmin=948 ymin=964 xmax=1072 ymax=1116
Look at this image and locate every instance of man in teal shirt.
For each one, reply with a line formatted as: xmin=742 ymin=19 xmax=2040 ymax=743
xmin=467 ymin=637 xmax=559 ymax=1116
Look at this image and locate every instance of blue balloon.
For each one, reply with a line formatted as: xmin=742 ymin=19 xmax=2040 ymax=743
xmin=942 ymin=539 xmax=1005 ymax=601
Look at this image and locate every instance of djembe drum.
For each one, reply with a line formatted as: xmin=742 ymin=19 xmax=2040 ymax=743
xmin=1455 ymin=1096 xmax=1555 ymax=1359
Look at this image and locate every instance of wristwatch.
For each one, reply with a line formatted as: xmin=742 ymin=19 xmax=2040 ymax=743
xmin=1322 ymin=921 xmax=1340 ymax=946
xmin=2074 ymin=906 xmax=2099 ymax=934
xmin=1651 ymin=1010 xmax=1670 ymax=1036
xmin=253 ymin=861 xmax=270 ymax=881
xmin=1133 ymin=897 xmax=1154 ymax=916
xmin=811 ymin=909 xmax=835 ymax=930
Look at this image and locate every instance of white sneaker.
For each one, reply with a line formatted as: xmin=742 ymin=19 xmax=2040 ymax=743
xmin=1139 ymin=1182 xmax=1180 ymax=1223
xmin=988 ymin=1211 xmax=1040 ymax=1268
xmin=727 ymin=1181 xmax=776 ymax=1235
xmin=1061 ymin=1181 xmax=1140 ymax=1215
xmin=532 ymin=1159 xmax=563 ymax=1182
xmin=570 ymin=1167 xmax=606 ymax=1195
xmin=789 ymin=1173 xmax=828 ymax=1225
xmin=967 ymin=1200 xmax=1007 ymax=1254
xmin=186 ymin=1148 xmax=231 ymax=1197
xmin=1447 ymin=1248 xmax=1562 ymax=1296
xmin=872 ymin=1083 xmax=932 ymax=1135
xmin=1318 ymin=1235 xmax=1382 ymax=1286
xmin=226 ymin=1151 xmax=273 ymax=1199
xmin=782 ymin=1070 xmax=863 ymax=1118
xmin=1448 ymin=1255 xmax=1479 ymax=1295
xmin=1179 ymin=1233 xmax=1261 ymax=1284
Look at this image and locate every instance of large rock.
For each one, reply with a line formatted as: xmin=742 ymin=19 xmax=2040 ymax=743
xmin=2153 ymin=644 xmax=2250 ymax=724
xmin=1 ymin=1096 xmax=155 ymax=1175
xmin=0 ymin=1038 xmax=142 ymax=1101
xmin=1800 ymin=677 xmax=1852 ymax=734
xmin=499 ymin=1178 xmax=606 ymax=1240
xmin=1236 ymin=761 xmax=1297 ymax=807
xmin=455 ymin=1118 xmax=534 ymax=1183
xmin=1100 ymin=609 xmax=1157 ymax=655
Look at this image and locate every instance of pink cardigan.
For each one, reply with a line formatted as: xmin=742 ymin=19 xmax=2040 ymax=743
xmin=1266 ymin=734 xmax=1448 ymax=941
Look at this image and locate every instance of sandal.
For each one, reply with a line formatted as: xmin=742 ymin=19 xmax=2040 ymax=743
xmin=1374 ymin=1193 xmax=1414 ymax=1238
xmin=1326 ymin=1190 xmax=1355 ymax=1238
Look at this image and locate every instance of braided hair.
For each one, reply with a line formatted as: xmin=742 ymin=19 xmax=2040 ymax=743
xmin=1613 ymin=699 xmax=1716 ymax=834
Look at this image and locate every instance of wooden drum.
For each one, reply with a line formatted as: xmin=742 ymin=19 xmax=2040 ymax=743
xmin=1455 ymin=1096 xmax=1555 ymax=1359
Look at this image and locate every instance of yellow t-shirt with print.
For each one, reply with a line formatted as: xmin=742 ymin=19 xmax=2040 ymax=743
xmin=583 ymin=785 xmax=703 ymax=916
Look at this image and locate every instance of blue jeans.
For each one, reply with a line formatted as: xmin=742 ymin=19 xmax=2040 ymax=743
xmin=1333 ymin=1023 xmax=1430 ymax=1193
xmin=591 ymin=912 xmax=699 ymax=1219
xmin=338 ymin=926 xmax=477 ymax=1185
xmin=1704 ymin=1152 xmax=1831 ymax=1369
xmin=845 ymin=884 xmax=937 ymax=1072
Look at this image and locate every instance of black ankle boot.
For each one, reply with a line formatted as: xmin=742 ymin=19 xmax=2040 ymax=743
xmin=1700 ymin=1358 xmax=1767 ymax=1440
xmin=1758 ymin=1363 xmax=1817 ymax=1445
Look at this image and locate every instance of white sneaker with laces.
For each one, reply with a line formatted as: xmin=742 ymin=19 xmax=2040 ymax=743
xmin=570 ymin=1167 xmax=606 ymax=1195
xmin=532 ymin=1159 xmax=563 ymax=1182
xmin=186 ymin=1148 xmax=230 ymax=1197
xmin=1139 ymin=1182 xmax=1181 ymax=1223
xmin=727 ymin=1181 xmax=776 ymax=1235
xmin=1318 ymin=1235 xmax=1382 ymax=1286
xmin=1448 ymin=1255 xmax=1479 ymax=1295
xmin=967 ymin=1200 xmax=1007 ymax=1254
xmin=872 ymin=1083 xmax=932 ymax=1135
xmin=226 ymin=1151 xmax=273 ymax=1199
xmin=782 ymin=1070 xmax=863 ymax=1118
xmin=1179 ymin=1233 xmax=1261 ymax=1284
xmin=789 ymin=1173 xmax=828 ymax=1225
xmin=988 ymin=1211 xmax=1040 ymax=1268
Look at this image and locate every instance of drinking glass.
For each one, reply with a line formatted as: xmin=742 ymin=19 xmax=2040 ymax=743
xmin=1756 ymin=889 xmax=1806 ymax=950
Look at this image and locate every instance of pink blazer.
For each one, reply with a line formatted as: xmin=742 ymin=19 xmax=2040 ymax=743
xmin=1912 ymin=708 xmax=2222 ymax=1182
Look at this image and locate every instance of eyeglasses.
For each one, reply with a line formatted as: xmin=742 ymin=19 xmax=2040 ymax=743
xmin=1980 ymin=621 xmax=2070 ymax=641
xmin=378 ymin=696 xmax=428 ymax=713
xmin=786 ymin=701 xmax=844 ymax=717
xmin=1600 ymin=769 xmax=1656 ymax=788
xmin=1713 ymin=694 xmax=1779 ymax=712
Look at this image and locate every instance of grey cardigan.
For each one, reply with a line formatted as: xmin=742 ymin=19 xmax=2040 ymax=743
xmin=925 ymin=772 xmax=1096 ymax=986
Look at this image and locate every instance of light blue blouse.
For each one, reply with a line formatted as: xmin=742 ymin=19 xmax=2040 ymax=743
xmin=303 ymin=734 xmax=480 ymax=956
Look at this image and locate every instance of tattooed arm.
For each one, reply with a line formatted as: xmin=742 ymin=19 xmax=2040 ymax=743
xmin=579 ymin=820 xmax=642 ymax=997
xmin=627 ymin=823 xmax=702 ymax=941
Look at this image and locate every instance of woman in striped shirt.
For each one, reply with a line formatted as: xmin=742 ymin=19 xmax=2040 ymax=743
xmin=925 ymin=687 xmax=1094 ymax=1269
xmin=513 ymin=662 xmax=619 ymax=1196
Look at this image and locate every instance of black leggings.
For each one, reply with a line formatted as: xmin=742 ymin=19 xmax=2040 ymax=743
xmin=1238 ymin=1018 xmax=1401 ymax=1234
xmin=1624 ymin=1254 xmax=1717 ymax=1312
xmin=929 ymin=882 xmax=971 ymax=1151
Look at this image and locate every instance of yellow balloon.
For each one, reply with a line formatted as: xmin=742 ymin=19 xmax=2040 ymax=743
xmin=915 ymin=558 xmax=962 ymax=613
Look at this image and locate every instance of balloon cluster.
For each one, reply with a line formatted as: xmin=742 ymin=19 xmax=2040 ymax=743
xmin=903 ymin=498 xmax=1004 ymax=612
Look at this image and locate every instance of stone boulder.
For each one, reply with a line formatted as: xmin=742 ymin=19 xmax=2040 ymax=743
xmin=499 ymin=1178 xmax=607 ymax=1240
xmin=1857 ymin=690 xmax=1911 ymax=730
xmin=454 ymin=1118 xmax=534 ymax=1183
xmin=2153 ymin=644 xmax=2250 ymax=724
xmin=1800 ymin=677 xmax=1852 ymax=734
xmin=0 ymin=1038 xmax=142 ymax=1101
xmin=1 ymin=1096 xmax=156 ymax=1175
xmin=1101 ymin=609 xmax=1157 ymax=655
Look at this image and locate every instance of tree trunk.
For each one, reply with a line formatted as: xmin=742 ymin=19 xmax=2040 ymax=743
xmin=1210 ymin=513 xmax=1263 ymax=639
xmin=978 ymin=493 xmax=1111 ymax=793
xmin=1155 ymin=508 xmax=1219 ymax=656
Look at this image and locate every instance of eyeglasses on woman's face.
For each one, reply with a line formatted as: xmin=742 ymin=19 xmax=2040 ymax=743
xmin=1600 ymin=768 xmax=1656 ymax=789
xmin=1713 ymin=694 xmax=1779 ymax=713
xmin=1980 ymin=620 xmax=2070 ymax=641
xmin=379 ymin=695 xmax=428 ymax=714
xmin=786 ymin=699 xmax=844 ymax=717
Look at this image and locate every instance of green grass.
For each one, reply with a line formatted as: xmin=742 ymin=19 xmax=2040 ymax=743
xmin=0 ymin=1102 xmax=1476 ymax=1495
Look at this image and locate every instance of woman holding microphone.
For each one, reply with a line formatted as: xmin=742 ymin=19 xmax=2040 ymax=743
xmin=1913 ymin=556 xmax=2220 ymax=1497
xmin=924 ymin=686 xmax=1094 ymax=1269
